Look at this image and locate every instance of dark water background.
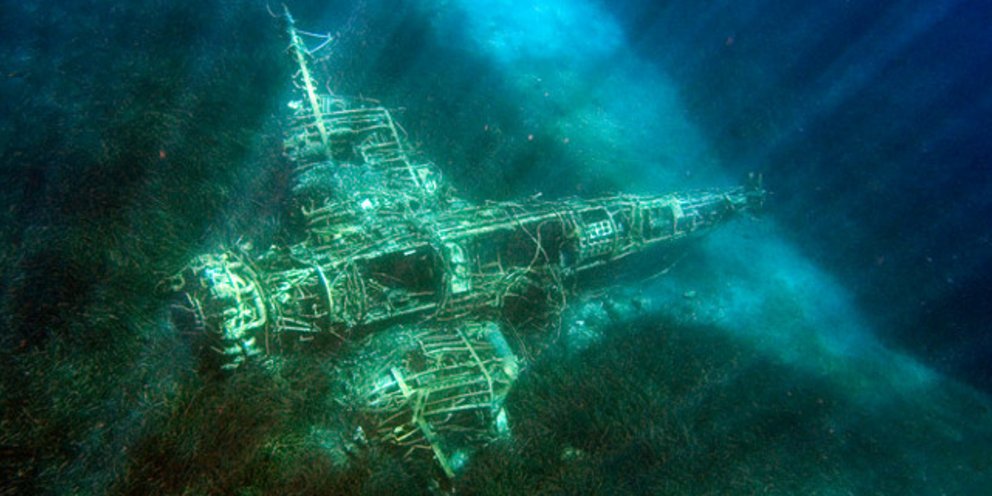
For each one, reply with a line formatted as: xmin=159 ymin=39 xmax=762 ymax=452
xmin=1 ymin=0 xmax=991 ymax=493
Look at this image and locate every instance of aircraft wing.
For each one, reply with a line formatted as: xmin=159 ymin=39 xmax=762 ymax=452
xmin=344 ymin=320 xmax=520 ymax=478
xmin=281 ymin=10 xmax=458 ymax=245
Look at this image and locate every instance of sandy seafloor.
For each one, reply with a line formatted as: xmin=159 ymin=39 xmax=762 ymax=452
xmin=2 ymin=1 xmax=991 ymax=494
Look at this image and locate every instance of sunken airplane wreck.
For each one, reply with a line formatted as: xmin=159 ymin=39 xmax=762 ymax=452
xmin=170 ymin=9 xmax=765 ymax=480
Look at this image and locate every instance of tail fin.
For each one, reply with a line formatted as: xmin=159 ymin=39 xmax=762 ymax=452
xmin=744 ymin=172 xmax=767 ymax=211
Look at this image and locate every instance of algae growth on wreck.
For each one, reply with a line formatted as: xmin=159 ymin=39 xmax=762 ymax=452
xmin=1 ymin=1 xmax=991 ymax=494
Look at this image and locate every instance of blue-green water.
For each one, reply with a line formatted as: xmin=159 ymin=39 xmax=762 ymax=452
xmin=1 ymin=0 xmax=990 ymax=493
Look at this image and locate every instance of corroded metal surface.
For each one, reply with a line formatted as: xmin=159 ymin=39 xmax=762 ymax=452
xmin=172 ymin=9 xmax=764 ymax=479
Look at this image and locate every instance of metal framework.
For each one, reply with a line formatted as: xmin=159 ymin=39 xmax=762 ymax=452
xmin=171 ymin=9 xmax=765 ymax=479
xmin=359 ymin=322 xmax=517 ymax=477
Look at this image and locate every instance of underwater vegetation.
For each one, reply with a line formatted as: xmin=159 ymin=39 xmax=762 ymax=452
xmin=1 ymin=0 xmax=991 ymax=494
xmin=105 ymin=310 xmax=991 ymax=495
